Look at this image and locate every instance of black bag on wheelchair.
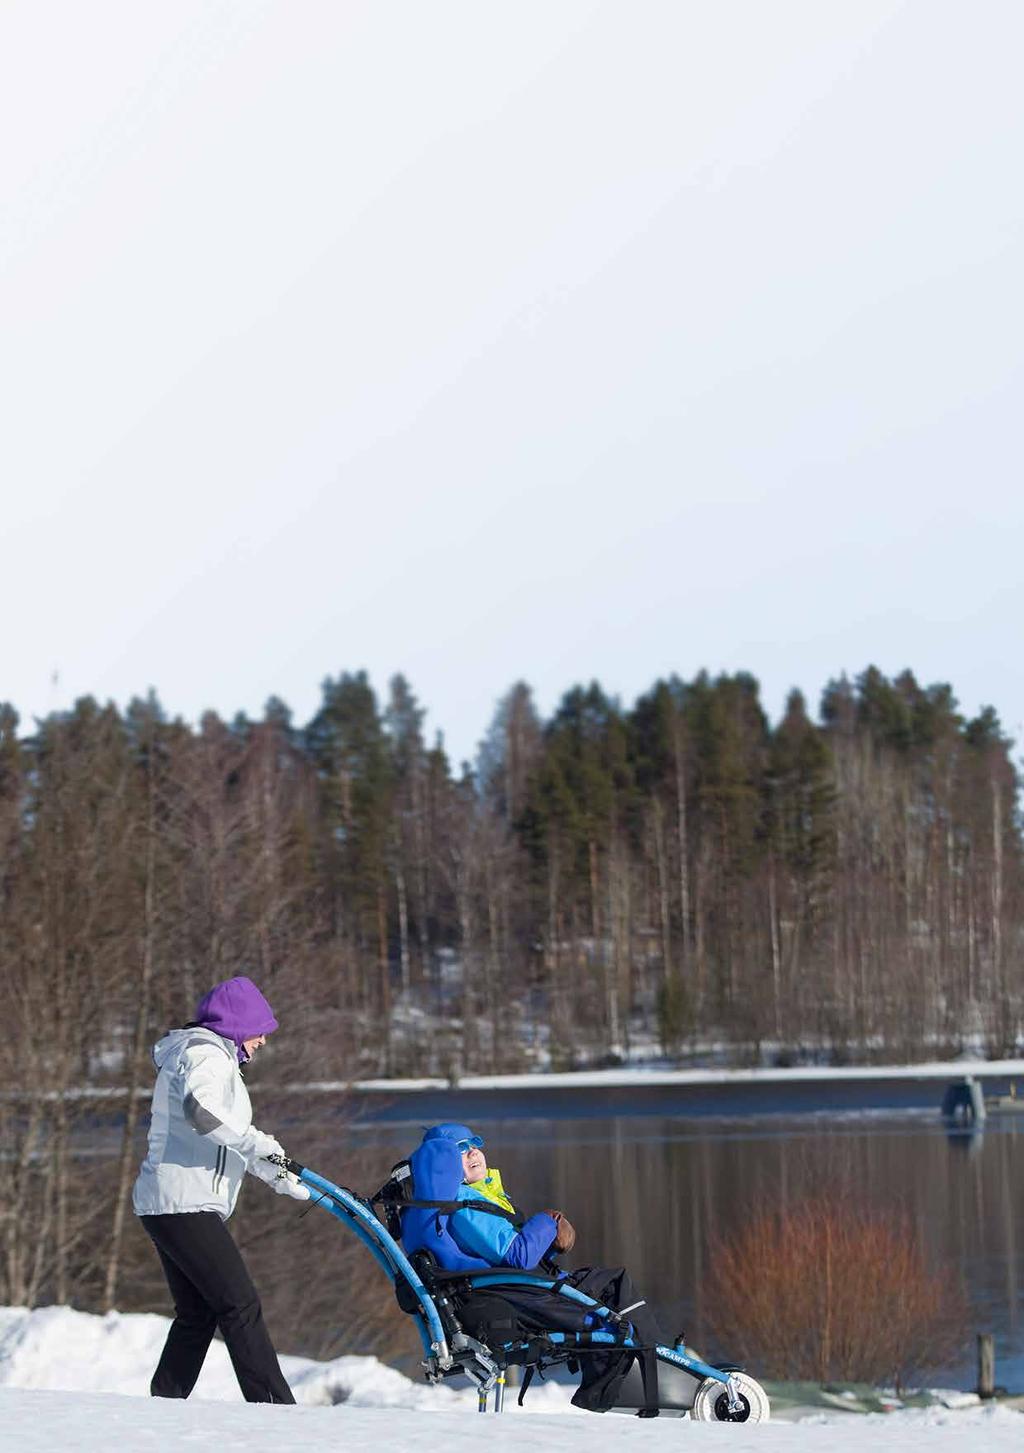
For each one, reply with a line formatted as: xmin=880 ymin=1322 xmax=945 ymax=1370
xmin=453 ymin=1275 xmax=642 ymax=1413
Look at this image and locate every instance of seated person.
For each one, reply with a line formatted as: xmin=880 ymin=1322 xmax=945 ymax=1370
xmin=401 ymin=1122 xmax=662 ymax=1414
xmin=401 ymin=1121 xmax=569 ymax=1271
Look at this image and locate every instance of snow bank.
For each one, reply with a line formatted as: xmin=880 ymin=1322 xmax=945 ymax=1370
xmin=0 ymin=1304 xmax=572 ymax=1413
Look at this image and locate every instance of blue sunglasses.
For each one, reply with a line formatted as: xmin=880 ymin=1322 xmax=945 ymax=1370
xmin=456 ymin=1136 xmax=484 ymax=1152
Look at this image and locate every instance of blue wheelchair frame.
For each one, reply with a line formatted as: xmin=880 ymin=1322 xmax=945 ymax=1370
xmin=285 ymin=1160 xmax=743 ymax=1415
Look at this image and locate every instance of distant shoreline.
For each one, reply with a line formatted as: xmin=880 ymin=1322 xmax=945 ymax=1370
xmin=18 ymin=1057 xmax=1024 ymax=1114
xmin=260 ymin=1058 xmax=1024 ymax=1125
xmin=293 ymin=1057 xmax=1024 ymax=1095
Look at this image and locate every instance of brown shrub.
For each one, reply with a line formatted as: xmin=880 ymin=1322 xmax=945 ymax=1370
xmin=703 ymin=1196 xmax=968 ymax=1385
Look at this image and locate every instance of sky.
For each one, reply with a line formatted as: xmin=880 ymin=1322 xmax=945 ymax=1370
xmin=2 ymin=1 xmax=1023 ymax=767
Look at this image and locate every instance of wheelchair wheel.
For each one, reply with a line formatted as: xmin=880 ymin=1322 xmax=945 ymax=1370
xmin=690 ymin=1372 xmax=770 ymax=1423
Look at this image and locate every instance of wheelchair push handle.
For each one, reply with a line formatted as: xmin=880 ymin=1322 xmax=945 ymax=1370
xmin=265 ymin=1151 xmax=306 ymax=1177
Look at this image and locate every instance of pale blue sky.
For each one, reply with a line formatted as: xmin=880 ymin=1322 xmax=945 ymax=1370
xmin=2 ymin=1 xmax=1022 ymax=765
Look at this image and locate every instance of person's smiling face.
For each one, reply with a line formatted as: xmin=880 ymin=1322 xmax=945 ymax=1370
xmin=461 ymin=1145 xmax=488 ymax=1183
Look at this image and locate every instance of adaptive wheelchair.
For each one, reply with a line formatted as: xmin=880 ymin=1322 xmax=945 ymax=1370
xmin=268 ymin=1156 xmax=770 ymax=1422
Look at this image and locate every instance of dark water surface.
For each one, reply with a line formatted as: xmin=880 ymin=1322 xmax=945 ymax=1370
xmin=277 ymin=1092 xmax=1024 ymax=1392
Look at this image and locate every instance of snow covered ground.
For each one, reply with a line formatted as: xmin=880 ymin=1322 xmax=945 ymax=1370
xmin=0 ymin=1304 xmax=572 ymax=1413
xmin=3 ymin=1387 xmax=1023 ymax=1453
xmin=2 ymin=1307 xmax=1021 ymax=1450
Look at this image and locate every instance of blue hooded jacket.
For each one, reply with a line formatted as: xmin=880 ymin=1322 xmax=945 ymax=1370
xmin=401 ymin=1124 xmax=558 ymax=1272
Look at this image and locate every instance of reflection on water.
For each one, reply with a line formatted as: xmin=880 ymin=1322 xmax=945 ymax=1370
xmin=343 ymin=1109 xmax=1024 ymax=1388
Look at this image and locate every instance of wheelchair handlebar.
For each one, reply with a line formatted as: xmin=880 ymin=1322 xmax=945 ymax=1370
xmin=265 ymin=1151 xmax=306 ymax=1177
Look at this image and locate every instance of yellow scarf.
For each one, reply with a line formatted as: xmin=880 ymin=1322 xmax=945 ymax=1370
xmin=466 ymin=1167 xmax=515 ymax=1213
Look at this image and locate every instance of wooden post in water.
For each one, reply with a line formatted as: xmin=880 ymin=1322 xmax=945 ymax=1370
xmin=977 ymin=1333 xmax=995 ymax=1398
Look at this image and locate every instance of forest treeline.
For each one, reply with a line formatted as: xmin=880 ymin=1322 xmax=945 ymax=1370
xmin=1 ymin=663 xmax=1021 ymax=1314
xmin=3 ymin=665 xmax=1022 ymax=1079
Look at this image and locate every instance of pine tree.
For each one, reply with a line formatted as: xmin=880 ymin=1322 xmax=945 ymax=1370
xmin=306 ymin=672 xmax=394 ymax=1067
xmin=764 ymin=689 xmax=836 ymax=1041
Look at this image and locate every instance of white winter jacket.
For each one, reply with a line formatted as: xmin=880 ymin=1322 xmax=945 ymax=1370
xmin=132 ymin=1027 xmax=287 ymax=1218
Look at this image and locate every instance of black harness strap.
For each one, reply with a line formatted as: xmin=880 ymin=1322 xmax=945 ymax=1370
xmin=373 ymin=1194 xmax=523 ymax=1227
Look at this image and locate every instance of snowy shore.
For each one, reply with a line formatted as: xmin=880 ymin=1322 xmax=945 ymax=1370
xmin=314 ymin=1057 xmax=1024 ymax=1095
xmin=21 ymin=1056 xmax=1024 ymax=1107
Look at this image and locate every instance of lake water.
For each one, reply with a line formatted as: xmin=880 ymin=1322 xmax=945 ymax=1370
xmin=281 ymin=1089 xmax=1024 ymax=1392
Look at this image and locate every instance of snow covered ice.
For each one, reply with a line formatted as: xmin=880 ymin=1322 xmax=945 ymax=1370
xmin=2 ymin=1307 xmax=1022 ymax=1450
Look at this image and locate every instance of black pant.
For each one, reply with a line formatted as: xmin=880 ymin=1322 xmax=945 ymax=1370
xmin=566 ymin=1266 xmax=662 ymax=1413
xmin=474 ymin=1264 xmax=662 ymax=1413
xmin=141 ymin=1212 xmax=295 ymax=1404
